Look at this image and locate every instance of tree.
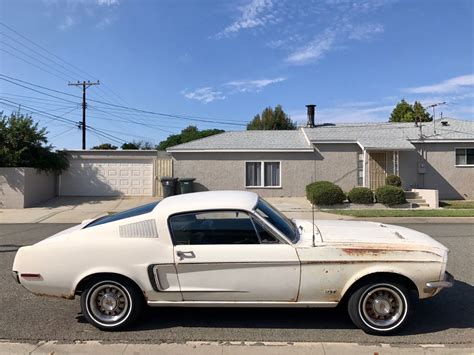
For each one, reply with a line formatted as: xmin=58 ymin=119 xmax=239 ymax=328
xmin=157 ymin=125 xmax=224 ymax=151
xmin=121 ymin=140 xmax=155 ymax=150
xmin=247 ymin=105 xmax=297 ymax=130
xmin=389 ymin=99 xmax=432 ymax=122
xmin=413 ymin=101 xmax=432 ymax=122
xmin=0 ymin=112 xmax=69 ymax=173
xmin=91 ymin=143 xmax=118 ymax=150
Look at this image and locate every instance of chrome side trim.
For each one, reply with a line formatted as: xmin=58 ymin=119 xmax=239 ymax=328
xmin=147 ymin=300 xmax=338 ymax=308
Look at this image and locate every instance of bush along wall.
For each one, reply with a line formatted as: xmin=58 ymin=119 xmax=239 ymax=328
xmin=348 ymin=187 xmax=374 ymax=204
xmin=306 ymin=181 xmax=346 ymax=206
xmin=375 ymin=185 xmax=407 ymax=206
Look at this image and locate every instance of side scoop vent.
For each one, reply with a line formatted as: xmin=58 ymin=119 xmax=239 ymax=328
xmin=119 ymin=219 xmax=158 ymax=238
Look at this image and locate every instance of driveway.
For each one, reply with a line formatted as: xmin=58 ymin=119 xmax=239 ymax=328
xmin=0 ymin=196 xmax=157 ymax=223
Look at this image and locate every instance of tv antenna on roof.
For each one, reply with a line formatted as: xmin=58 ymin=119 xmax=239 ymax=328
xmin=425 ymin=102 xmax=446 ymax=135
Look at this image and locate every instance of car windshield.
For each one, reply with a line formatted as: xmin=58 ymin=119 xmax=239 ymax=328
xmin=254 ymin=198 xmax=298 ymax=243
xmin=84 ymin=201 xmax=160 ymax=228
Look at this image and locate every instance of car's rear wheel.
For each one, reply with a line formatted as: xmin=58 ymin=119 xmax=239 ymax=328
xmin=80 ymin=277 xmax=143 ymax=331
xmin=348 ymin=281 xmax=414 ymax=335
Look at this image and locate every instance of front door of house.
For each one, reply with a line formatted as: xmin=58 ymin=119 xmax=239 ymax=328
xmin=369 ymin=152 xmax=387 ymax=189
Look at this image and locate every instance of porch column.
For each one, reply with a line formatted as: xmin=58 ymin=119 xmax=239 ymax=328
xmin=393 ymin=151 xmax=399 ymax=175
xmin=363 ymin=149 xmax=368 ymax=187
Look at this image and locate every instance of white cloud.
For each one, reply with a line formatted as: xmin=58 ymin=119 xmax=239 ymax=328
xmin=58 ymin=15 xmax=76 ymax=30
xmin=226 ymin=77 xmax=286 ymax=92
xmin=95 ymin=15 xmax=117 ymax=29
xmin=214 ymin=0 xmax=274 ymax=38
xmin=182 ymin=87 xmax=225 ymax=104
xmin=286 ymin=29 xmax=336 ymax=65
xmin=404 ymin=75 xmax=474 ymax=94
xmin=96 ymin=0 xmax=119 ymax=5
xmin=347 ymin=23 xmax=384 ymax=40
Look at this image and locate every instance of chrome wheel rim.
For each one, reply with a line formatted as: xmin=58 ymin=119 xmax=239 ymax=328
xmin=361 ymin=286 xmax=405 ymax=328
xmin=88 ymin=283 xmax=129 ymax=324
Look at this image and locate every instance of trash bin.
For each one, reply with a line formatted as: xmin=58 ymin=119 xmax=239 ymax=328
xmin=161 ymin=177 xmax=178 ymax=198
xmin=179 ymin=178 xmax=195 ymax=194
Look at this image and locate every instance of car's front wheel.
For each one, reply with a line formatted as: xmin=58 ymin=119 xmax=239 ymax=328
xmin=348 ymin=281 xmax=414 ymax=335
xmin=80 ymin=277 xmax=143 ymax=331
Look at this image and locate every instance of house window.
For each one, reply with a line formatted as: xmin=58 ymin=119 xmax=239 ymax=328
xmin=455 ymin=148 xmax=474 ymax=166
xmin=245 ymin=161 xmax=281 ymax=187
xmin=357 ymin=153 xmax=363 ymax=186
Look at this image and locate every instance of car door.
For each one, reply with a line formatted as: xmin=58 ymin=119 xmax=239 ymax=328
xmin=169 ymin=210 xmax=300 ymax=301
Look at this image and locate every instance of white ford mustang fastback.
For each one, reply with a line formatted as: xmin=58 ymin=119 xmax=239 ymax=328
xmin=12 ymin=191 xmax=453 ymax=334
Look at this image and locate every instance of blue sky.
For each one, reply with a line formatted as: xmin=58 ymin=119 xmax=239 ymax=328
xmin=0 ymin=0 xmax=473 ymax=149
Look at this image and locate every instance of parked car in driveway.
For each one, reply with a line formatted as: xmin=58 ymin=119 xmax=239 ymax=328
xmin=12 ymin=191 xmax=453 ymax=334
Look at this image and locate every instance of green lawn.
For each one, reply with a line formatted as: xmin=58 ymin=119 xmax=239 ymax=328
xmin=324 ymin=209 xmax=474 ymax=217
xmin=440 ymin=200 xmax=474 ymax=209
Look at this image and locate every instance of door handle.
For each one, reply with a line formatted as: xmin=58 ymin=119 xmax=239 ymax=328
xmin=176 ymin=250 xmax=196 ymax=260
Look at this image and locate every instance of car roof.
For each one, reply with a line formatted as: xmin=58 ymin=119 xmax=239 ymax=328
xmin=155 ymin=190 xmax=259 ymax=215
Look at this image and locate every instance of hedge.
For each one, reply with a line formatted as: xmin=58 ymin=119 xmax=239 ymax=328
xmin=306 ymin=181 xmax=346 ymax=205
xmin=375 ymin=185 xmax=407 ymax=206
xmin=348 ymin=187 xmax=374 ymax=204
xmin=385 ymin=174 xmax=402 ymax=187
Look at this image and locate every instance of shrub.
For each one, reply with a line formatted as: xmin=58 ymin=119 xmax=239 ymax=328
xmin=306 ymin=181 xmax=345 ymax=205
xmin=375 ymin=185 xmax=407 ymax=206
xmin=385 ymin=174 xmax=402 ymax=187
xmin=348 ymin=187 xmax=374 ymax=204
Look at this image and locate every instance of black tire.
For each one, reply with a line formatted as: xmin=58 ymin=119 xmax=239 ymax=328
xmin=347 ymin=281 xmax=414 ymax=335
xmin=80 ymin=276 xmax=144 ymax=331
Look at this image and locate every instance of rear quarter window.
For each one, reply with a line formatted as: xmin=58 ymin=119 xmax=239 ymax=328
xmin=85 ymin=201 xmax=159 ymax=228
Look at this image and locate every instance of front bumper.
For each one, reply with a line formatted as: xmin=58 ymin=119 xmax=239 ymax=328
xmin=425 ymin=271 xmax=454 ymax=291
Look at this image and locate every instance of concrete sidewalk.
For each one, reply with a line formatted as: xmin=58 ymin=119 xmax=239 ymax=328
xmin=0 ymin=196 xmax=157 ymax=224
xmin=0 ymin=341 xmax=471 ymax=355
xmin=1 ymin=195 xmax=471 ymax=224
xmin=0 ymin=196 xmax=346 ymax=224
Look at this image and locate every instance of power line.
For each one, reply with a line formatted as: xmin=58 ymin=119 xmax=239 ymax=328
xmin=0 ymin=21 xmax=92 ymax=79
xmin=0 ymin=48 xmax=68 ymax=81
xmin=0 ymin=22 xmax=145 ymax=110
xmin=0 ymin=39 xmax=73 ymax=80
xmin=0 ymin=76 xmax=80 ymax=103
xmin=0 ymin=98 xmax=131 ymax=146
xmin=49 ymin=126 xmax=78 ymax=140
xmin=0 ymin=74 xmax=247 ymax=126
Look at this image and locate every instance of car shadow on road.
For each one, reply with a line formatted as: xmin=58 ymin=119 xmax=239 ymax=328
xmin=401 ymin=280 xmax=474 ymax=335
xmin=76 ymin=280 xmax=473 ymax=334
xmin=0 ymin=244 xmax=23 ymax=253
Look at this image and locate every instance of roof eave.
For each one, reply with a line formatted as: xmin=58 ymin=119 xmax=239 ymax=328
xmin=167 ymin=149 xmax=315 ymax=153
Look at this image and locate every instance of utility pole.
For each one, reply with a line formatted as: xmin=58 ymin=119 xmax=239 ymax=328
xmin=68 ymin=80 xmax=100 ymax=149
xmin=425 ymin=102 xmax=446 ymax=135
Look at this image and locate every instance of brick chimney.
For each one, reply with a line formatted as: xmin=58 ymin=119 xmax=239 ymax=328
xmin=306 ymin=104 xmax=316 ymax=128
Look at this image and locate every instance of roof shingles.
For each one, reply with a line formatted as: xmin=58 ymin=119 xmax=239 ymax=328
xmin=167 ymin=130 xmax=312 ymax=151
xmin=167 ymin=118 xmax=473 ymax=152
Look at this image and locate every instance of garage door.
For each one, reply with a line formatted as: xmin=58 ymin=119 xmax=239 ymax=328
xmin=60 ymin=159 xmax=154 ymax=196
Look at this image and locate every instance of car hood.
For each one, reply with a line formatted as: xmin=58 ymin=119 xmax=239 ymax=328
xmin=294 ymin=219 xmax=448 ymax=255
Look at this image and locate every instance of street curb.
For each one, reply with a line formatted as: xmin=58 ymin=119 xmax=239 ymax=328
xmin=0 ymin=340 xmax=472 ymax=354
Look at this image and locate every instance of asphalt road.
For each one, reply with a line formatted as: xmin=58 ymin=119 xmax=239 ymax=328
xmin=0 ymin=223 xmax=473 ymax=345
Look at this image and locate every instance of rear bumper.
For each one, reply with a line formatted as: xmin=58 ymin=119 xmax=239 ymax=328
xmin=12 ymin=271 xmax=20 ymax=284
xmin=425 ymin=271 xmax=454 ymax=291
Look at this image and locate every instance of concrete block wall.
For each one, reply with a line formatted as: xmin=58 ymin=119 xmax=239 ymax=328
xmin=0 ymin=168 xmax=56 ymax=208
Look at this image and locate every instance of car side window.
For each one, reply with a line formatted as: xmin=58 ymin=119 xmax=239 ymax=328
xmin=169 ymin=211 xmax=260 ymax=245
xmin=251 ymin=217 xmax=280 ymax=244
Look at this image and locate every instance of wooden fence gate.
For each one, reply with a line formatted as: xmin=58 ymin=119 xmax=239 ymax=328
xmin=154 ymin=158 xmax=173 ymax=197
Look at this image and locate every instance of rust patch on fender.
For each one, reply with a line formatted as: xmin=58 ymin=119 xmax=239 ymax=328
xmin=342 ymin=248 xmax=390 ymax=256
